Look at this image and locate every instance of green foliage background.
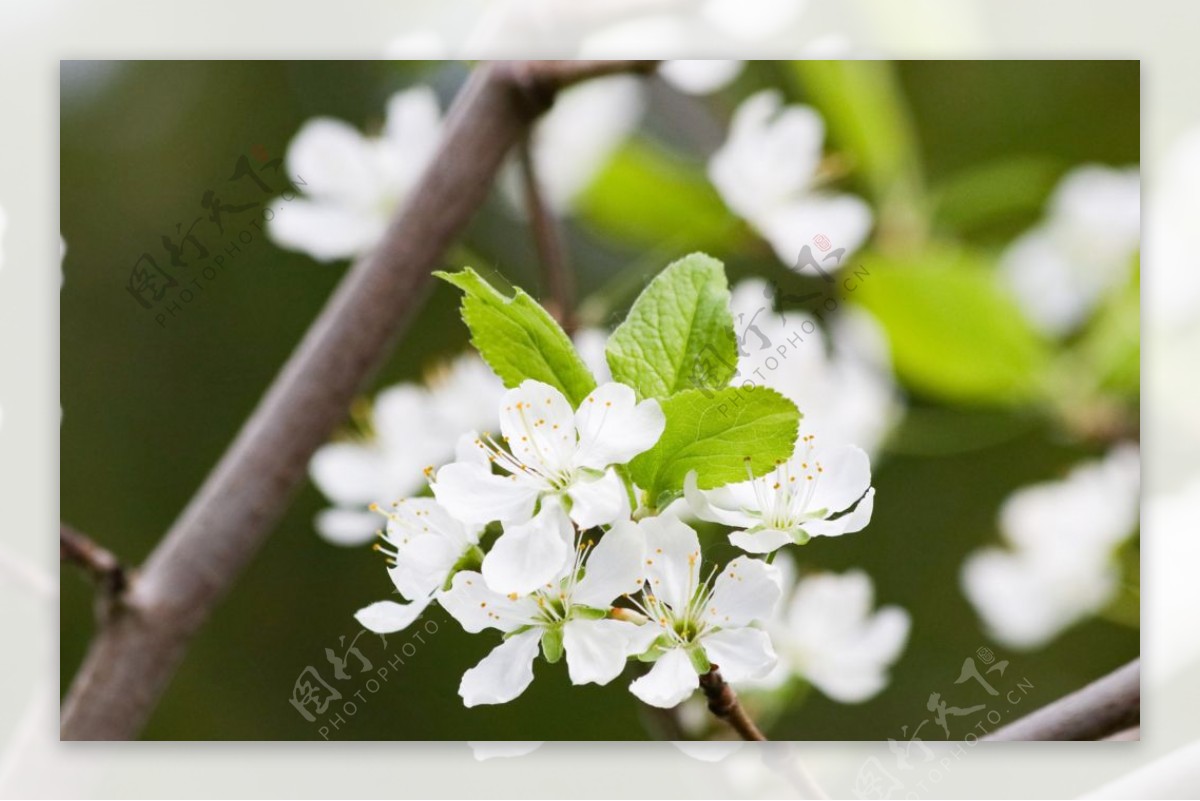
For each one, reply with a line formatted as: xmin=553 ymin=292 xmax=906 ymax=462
xmin=60 ymin=60 xmax=1139 ymax=740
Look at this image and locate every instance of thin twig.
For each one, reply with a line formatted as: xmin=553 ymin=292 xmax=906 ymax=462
xmin=699 ymin=665 xmax=767 ymax=741
xmin=516 ymin=134 xmax=574 ymax=332
xmin=60 ymin=523 xmax=127 ymax=599
xmin=60 ymin=59 xmax=657 ymax=741
xmin=983 ymin=659 xmax=1139 ymax=741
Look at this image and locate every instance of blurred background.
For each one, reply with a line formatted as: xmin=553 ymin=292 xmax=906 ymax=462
xmin=59 ymin=59 xmax=1139 ymax=741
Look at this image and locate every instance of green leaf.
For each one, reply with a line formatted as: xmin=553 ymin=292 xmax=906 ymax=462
xmin=436 ymin=267 xmax=596 ymax=406
xmin=931 ymin=156 xmax=1062 ymax=236
xmin=629 ymin=387 xmax=800 ymax=503
xmin=850 ymin=248 xmax=1053 ymax=405
xmin=576 ymin=137 xmax=742 ymax=250
xmin=1075 ymin=263 xmax=1139 ymax=395
xmin=606 ymin=253 xmax=738 ymax=401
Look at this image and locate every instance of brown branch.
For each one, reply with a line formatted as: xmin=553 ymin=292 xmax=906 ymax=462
xmin=60 ymin=523 xmax=127 ymax=599
xmin=983 ymin=659 xmax=1139 ymax=741
xmin=60 ymin=59 xmax=657 ymax=741
xmin=516 ymin=135 xmax=575 ymax=333
xmin=699 ymin=665 xmax=767 ymax=741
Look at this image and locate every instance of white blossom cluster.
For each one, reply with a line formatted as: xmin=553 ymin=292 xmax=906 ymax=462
xmin=349 ymin=368 xmax=897 ymax=709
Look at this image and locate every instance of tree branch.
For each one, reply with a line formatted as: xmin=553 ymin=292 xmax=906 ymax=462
xmin=60 ymin=59 xmax=657 ymax=741
xmin=983 ymin=659 xmax=1139 ymax=741
xmin=517 ymin=135 xmax=575 ymax=332
xmin=699 ymin=665 xmax=767 ymax=741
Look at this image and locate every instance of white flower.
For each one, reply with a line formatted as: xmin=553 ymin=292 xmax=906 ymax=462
xmin=625 ymin=516 xmax=781 ymax=708
xmin=961 ymin=444 xmax=1140 ymax=649
xmin=1000 ymin=165 xmax=1140 ymax=336
xmin=687 ymin=432 xmax=875 ymax=554
xmin=729 ymin=278 xmax=900 ymax=457
xmin=310 ymin=355 xmax=503 ymax=546
xmin=268 ymin=87 xmax=443 ymax=262
xmin=353 ymin=497 xmax=483 ymax=634
xmin=659 ymin=60 xmax=743 ymax=95
xmin=501 ymin=75 xmax=644 ymax=215
xmin=709 ymin=91 xmax=872 ymax=268
xmin=753 ymin=556 xmax=910 ymax=702
xmin=440 ymin=521 xmax=647 ymax=707
xmin=433 ymin=380 xmax=664 ymax=593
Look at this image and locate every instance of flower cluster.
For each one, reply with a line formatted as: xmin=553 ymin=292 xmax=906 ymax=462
xmin=343 ymin=260 xmax=888 ymax=709
xmin=354 ymin=375 xmax=791 ymax=708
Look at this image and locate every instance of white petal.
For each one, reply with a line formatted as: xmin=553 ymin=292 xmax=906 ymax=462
xmin=659 ymin=60 xmax=744 ymax=95
xmin=806 ymin=443 xmax=873 ymax=516
xmin=498 ymin=380 xmax=578 ymax=475
xmin=760 ymin=193 xmax=873 ymax=267
xmin=685 ymin=471 xmax=760 ymax=529
xmin=709 ymin=92 xmax=825 ymax=222
xmin=638 ymin=515 xmax=702 ymax=611
xmin=701 ymin=627 xmax=777 ymax=683
xmin=727 ymin=527 xmax=796 ymax=554
xmin=432 ymin=461 xmax=540 ymax=526
xmin=439 ymin=571 xmax=537 ymax=634
xmin=1000 ymin=446 xmax=1139 ymax=555
xmin=284 ymin=117 xmax=382 ymax=205
xmin=629 ymin=647 xmax=699 ymax=708
xmin=371 ymin=384 xmax=433 ymax=453
xmin=572 ymin=519 xmax=646 ymax=609
xmin=803 ymin=487 xmax=875 ymax=538
xmin=481 ymin=501 xmax=574 ymax=596
xmin=353 ymin=598 xmax=429 ymax=634
xmin=387 ymin=535 xmax=457 ymax=601
xmin=452 ymin=430 xmax=492 ymax=468
xmin=314 ymin=508 xmax=381 ymax=546
xmin=999 ymin=228 xmax=1089 ymax=336
xmin=382 ymin=86 xmax=442 ymax=188
xmin=626 ymin=621 xmax=667 ymax=657
xmin=566 ymin=468 xmax=628 ymax=529
xmin=309 ymin=442 xmax=390 ymax=506
xmin=806 ymin=607 xmax=911 ymax=703
xmin=268 ymin=197 xmax=387 ymax=262
xmin=960 ymin=547 xmax=1117 ymax=649
xmin=429 ymin=358 xmax=506 ymax=437
xmin=459 ymin=630 xmax=541 ymax=707
xmin=707 ymin=556 xmax=782 ymax=627
xmin=573 ymin=383 xmax=665 ymax=470
xmin=563 ymin=619 xmax=638 ymax=686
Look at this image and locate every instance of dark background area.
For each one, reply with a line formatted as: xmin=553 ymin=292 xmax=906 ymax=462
xmin=60 ymin=60 xmax=1138 ymax=740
